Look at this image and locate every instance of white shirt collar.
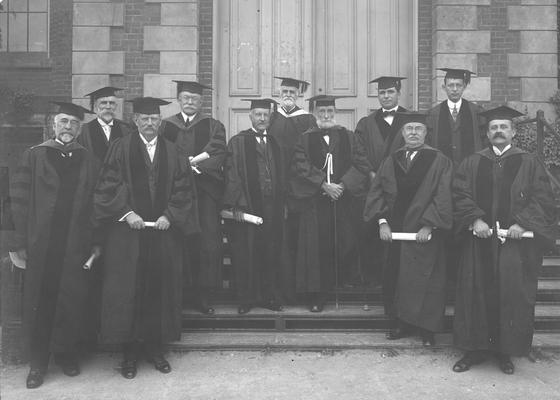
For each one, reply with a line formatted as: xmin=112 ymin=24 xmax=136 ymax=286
xmin=251 ymin=128 xmax=267 ymax=135
xmin=97 ymin=118 xmax=113 ymax=127
xmin=54 ymin=138 xmax=66 ymax=146
xmin=447 ymin=98 xmax=462 ymax=111
xmin=181 ymin=112 xmax=196 ymax=123
xmin=493 ymin=144 xmax=511 ymax=157
xmin=382 ymin=106 xmax=399 ymax=113
xmin=139 ymin=134 xmax=158 ymax=146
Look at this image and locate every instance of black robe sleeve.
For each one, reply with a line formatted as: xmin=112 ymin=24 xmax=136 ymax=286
xmin=197 ymin=119 xmax=227 ymax=181
xmin=9 ymin=149 xmax=32 ymax=250
xmin=452 ymin=155 xmax=487 ymax=233
xmin=289 ymin=134 xmax=326 ymax=200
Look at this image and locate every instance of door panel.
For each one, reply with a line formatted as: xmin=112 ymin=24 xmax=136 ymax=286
xmin=216 ymin=0 xmax=416 ymax=139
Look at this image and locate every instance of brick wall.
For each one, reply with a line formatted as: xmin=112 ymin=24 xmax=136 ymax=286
xmin=198 ymin=0 xmax=213 ymax=115
xmin=417 ymin=0 xmax=433 ymax=112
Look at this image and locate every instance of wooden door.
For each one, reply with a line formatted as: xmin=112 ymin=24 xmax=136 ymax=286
xmin=215 ymin=0 xmax=417 ymax=137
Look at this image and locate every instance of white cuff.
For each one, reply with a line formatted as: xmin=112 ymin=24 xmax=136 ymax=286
xmin=378 ymin=218 xmax=388 ymax=226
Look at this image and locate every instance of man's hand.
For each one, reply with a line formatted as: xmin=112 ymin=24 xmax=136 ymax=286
xmin=379 ymin=223 xmax=392 ymax=242
xmin=473 ymin=218 xmax=492 ymax=239
xmin=322 ymin=182 xmax=344 ymax=200
xmin=416 ymin=226 xmax=432 ymax=243
xmin=91 ymin=245 xmax=102 ymax=257
xmin=154 ymin=215 xmax=170 ymax=231
xmin=507 ymin=223 xmax=526 ymax=240
xmin=125 ymin=212 xmax=145 ymax=230
xmin=233 ymin=209 xmax=244 ymax=222
xmin=188 ymin=156 xmax=195 ymax=166
xmin=16 ymin=248 xmax=27 ymax=261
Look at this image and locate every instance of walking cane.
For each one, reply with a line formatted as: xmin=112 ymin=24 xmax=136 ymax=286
xmin=325 ymin=153 xmax=339 ymax=309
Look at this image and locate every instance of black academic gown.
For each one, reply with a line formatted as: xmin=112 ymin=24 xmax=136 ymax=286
xmin=290 ymin=126 xmax=369 ymax=293
xmin=9 ymin=139 xmax=95 ymax=364
xmin=94 ymin=132 xmax=199 ymax=345
xmin=452 ymin=147 xmax=557 ymax=355
xmin=354 ymin=106 xmax=408 ymax=285
xmin=161 ymin=113 xmax=227 ymax=288
xmin=425 ymin=99 xmax=485 ymax=166
xmin=77 ymin=118 xmax=132 ymax=181
xmin=364 ymin=145 xmax=453 ymax=331
xmin=223 ymin=130 xmax=285 ymax=304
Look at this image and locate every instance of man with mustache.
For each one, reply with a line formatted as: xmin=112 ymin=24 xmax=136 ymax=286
xmin=363 ymin=112 xmax=453 ymax=347
xmin=161 ymin=81 xmax=227 ymax=315
xmin=452 ymin=105 xmax=557 ymax=375
xmin=78 ymin=87 xmax=132 ymax=180
xmin=94 ymin=97 xmax=199 ymax=379
xmin=268 ymin=76 xmax=317 ymax=303
xmin=223 ymin=98 xmax=286 ymax=314
xmin=354 ymin=76 xmax=408 ymax=289
xmin=10 ymin=102 xmax=97 ymax=388
xmin=290 ymin=95 xmax=369 ymax=312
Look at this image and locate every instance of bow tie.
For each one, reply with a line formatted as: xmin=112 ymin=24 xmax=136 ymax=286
xmin=382 ymin=110 xmax=396 ymax=117
xmin=145 ymin=141 xmax=156 ymax=149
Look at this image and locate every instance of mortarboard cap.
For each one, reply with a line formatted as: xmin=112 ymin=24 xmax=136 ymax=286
xmin=306 ymin=95 xmax=349 ymax=112
xmin=479 ymin=105 xmax=524 ymax=123
xmin=173 ymin=80 xmax=212 ymax=96
xmin=242 ymin=98 xmax=278 ymax=110
xmin=394 ymin=111 xmax=428 ymax=131
xmin=84 ymin=86 xmax=123 ymax=109
xmin=127 ymin=97 xmax=171 ymax=114
xmin=438 ymin=68 xmax=475 ymax=85
xmin=274 ymin=76 xmax=310 ymax=93
xmin=369 ymin=76 xmax=406 ymax=91
xmin=51 ymin=101 xmax=93 ymax=120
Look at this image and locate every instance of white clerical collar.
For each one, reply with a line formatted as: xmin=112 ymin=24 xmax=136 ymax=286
xmin=97 ymin=118 xmax=114 ymax=127
xmin=382 ymin=106 xmax=399 ymax=113
xmin=139 ymin=134 xmax=158 ymax=147
xmin=493 ymin=144 xmax=511 ymax=157
xmin=181 ymin=112 xmax=197 ymax=123
xmin=447 ymin=98 xmax=462 ymax=111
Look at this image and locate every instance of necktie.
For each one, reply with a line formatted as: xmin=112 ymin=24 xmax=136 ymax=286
xmin=452 ymin=105 xmax=458 ymax=122
xmin=185 ymin=118 xmax=191 ymax=128
xmin=405 ymin=151 xmax=413 ymax=169
xmin=382 ymin=110 xmax=396 ymax=118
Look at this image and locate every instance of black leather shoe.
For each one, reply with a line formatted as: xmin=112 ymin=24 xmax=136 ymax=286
xmin=310 ymin=303 xmax=324 ymax=313
xmin=238 ymin=304 xmax=252 ymax=314
xmin=55 ymin=354 xmax=80 ymax=377
xmin=421 ymin=331 xmax=436 ymax=347
xmin=149 ymin=355 xmax=171 ymax=374
xmin=198 ymin=304 xmax=215 ymax=315
xmin=498 ymin=354 xmax=514 ymax=375
xmin=26 ymin=368 xmax=45 ymax=389
xmin=452 ymin=351 xmax=486 ymax=373
xmin=120 ymin=359 xmax=137 ymax=379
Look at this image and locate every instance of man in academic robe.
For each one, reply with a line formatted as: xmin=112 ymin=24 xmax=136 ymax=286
xmin=10 ymin=102 xmax=96 ymax=389
xmin=223 ymin=98 xmax=285 ymax=314
xmin=363 ymin=112 xmax=453 ymax=346
xmin=76 ymin=86 xmax=132 ymax=348
xmin=161 ymin=80 xmax=227 ymax=315
xmin=451 ymin=106 xmax=557 ymax=375
xmin=290 ymin=95 xmax=370 ymax=312
xmin=77 ymin=86 xmax=132 ymax=180
xmin=268 ymin=76 xmax=317 ymax=303
xmin=426 ymin=68 xmax=485 ymax=166
xmin=354 ymin=76 xmax=409 ymax=289
xmin=94 ymin=97 xmax=199 ymax=379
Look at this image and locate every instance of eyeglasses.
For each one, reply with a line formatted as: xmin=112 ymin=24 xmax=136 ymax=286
xmin=57 ymin=118 xmax=81 ymax=128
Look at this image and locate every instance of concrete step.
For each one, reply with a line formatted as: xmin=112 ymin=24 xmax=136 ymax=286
xmin=169 ymin=331 xmax=560 ymax=352
xmin=181 ymin=304 xmax=560 ymax=333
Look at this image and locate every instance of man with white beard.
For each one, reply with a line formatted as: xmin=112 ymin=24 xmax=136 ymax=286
xmin=289 ymin=95 xmax=369 ymax=311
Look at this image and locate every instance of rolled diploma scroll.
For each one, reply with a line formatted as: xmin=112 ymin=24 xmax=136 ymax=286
xmin=220 ymin=210 xmax=263 ymax=225
xmin=190 ymin=152 xmax=210 ymax=165
xmin=144 ymin=222 xmax=156 ymax=227
xmin=472 ymin=229 xmax=534 ymax=238
xmin=391 ymin=232 xmax=432 ymax=241
xmin=9 ymin=252 xmax=26 ymax=270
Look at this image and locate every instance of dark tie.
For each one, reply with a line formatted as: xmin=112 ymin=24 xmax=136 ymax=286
xmin=451 ymin=105 xmax=458 ymax=122
xmin=405 ymin=151 xmax=413 ymax=169
xmin=184 ymin=118 xmax=191 ymax=128
xmin=382 ymin=110 xmax=396 ymax=118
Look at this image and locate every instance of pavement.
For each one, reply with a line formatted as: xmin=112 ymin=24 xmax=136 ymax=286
xmin=2 ymin=348 xmax=560 ymax=400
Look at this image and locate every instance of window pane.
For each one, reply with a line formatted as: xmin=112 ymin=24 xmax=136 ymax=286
xmin=28 ymin=13 xmax=47 ymax=51
xmin=9 ymin=0 xmax=28 ymax=12
xmin=0 ymin=13 xmax=7 ymax=52
xmin=8 ymin=13 xmax=28 ymax=51
xmin=29 ymin=0 xmax=48 ymax=12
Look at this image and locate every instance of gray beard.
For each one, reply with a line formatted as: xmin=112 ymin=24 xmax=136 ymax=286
xmin=317 ymin=119 xmax=337 ymax=129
